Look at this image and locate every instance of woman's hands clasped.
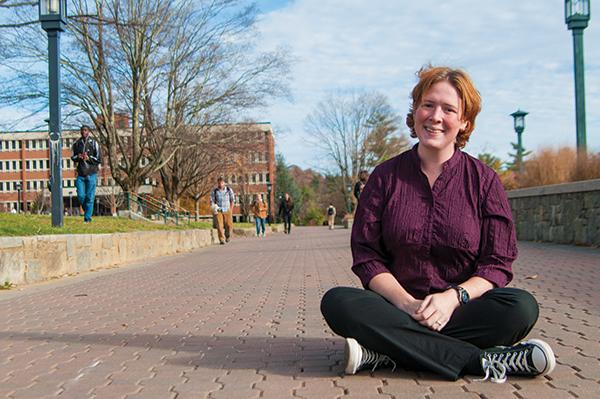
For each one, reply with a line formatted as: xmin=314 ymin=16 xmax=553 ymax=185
xmin=403 ymin=290 xmax=460 ymax=332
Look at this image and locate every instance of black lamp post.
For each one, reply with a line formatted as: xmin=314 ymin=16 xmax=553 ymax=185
xmin=346 ymin=182 xmax=353 ymax=213
xmin=266 ymin=181 xmax=272 ymax=225
xmin=511 ymin=110 xmax=528 ymax=172
xmin=68 ymin=190 xmax=73 ymax=215
xmin=565 ymin=0 xmax=591 ymax=157
xmin=40 ymin=0 xmax=67 ymax=227
xmin=16 ymin=182 xmax=22 ymax=213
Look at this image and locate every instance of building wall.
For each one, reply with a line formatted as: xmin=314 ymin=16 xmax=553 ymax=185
xmin=507 ymin=179 xmax=600 ymax=246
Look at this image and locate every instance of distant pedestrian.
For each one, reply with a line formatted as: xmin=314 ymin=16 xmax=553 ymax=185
xmin=210 ymin=177 xmax=235 ymax=245
xmin=353 ymin=170 xmax=369 ymax=203
xmin=252 ymin=196 xmax=268 ymax=237
xmin=326 ymin=203 xmax=336 ymax=230
xmin=71 ymin=125 xmax=102 ymax=223
xmin=278 ymin=192 xmax=294 ymax=234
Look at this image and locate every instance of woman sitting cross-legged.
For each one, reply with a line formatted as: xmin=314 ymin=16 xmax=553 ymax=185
xmin=320 ymin=65 xmax=555 ymax=383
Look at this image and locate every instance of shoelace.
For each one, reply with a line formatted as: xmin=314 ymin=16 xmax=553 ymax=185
xmin=476 ymin=348 xmax=531 ymax=384
xmin=361 ymin=347 xmax=397 ymax=372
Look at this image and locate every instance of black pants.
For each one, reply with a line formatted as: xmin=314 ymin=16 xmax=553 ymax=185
xmin=321 ymin=286 xmax=539 ymax=380
xmin=283 ymin=214 xmax=292 ymax=233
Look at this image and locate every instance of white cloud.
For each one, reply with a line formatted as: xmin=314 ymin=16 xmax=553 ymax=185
xmin=256 ymin=0 xmax=600 ymax=168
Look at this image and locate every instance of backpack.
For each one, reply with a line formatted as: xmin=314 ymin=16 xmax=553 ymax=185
xmin=327 ymin=206 xmax=334 ymax=216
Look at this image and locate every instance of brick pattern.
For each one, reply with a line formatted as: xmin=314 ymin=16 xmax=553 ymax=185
xmin=0 ymin=228 xmax=598 ymax=398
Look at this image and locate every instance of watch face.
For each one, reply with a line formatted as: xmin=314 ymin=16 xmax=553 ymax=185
xmin=460 ymin=289 xmax=470 ymax=304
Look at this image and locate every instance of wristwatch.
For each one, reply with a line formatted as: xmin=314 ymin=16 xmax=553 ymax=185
xmin=449 ymin=285 xmax=470 ymax=305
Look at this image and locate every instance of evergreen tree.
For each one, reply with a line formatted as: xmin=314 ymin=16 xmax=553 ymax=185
xmin=275 ymin=154 xmax=301 ymax=223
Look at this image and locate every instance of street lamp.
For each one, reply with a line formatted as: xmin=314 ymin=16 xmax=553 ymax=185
xmin=346 ymin=182 xmax=353 ymax=213
xmin=68 ymin=190 xmax=73 ymax=215
xmin=16 ymin=182 xmax=22 ymax=213
xmin=511 ymin=110 xmax=528 ymax=172
xmin=565 ymin=0 xmax=590 ymax=157
xmin=39 ymin=0 xmax=67 ymax=227
xmin=266 ymin=181 xmax=272 ymax=225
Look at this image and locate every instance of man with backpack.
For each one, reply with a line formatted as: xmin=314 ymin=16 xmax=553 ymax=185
xmin=326 ymin=203 xmax=336 ymax=230
xmin=210 ymin=177 xmax=235 ymax=245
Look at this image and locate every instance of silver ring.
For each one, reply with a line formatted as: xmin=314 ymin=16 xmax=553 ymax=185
xmin=435 ymin=321 xmax=442 ymax=326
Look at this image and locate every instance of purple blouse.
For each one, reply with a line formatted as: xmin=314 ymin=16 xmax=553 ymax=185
xmin=351 ymin=145 xmax=517 ymax=299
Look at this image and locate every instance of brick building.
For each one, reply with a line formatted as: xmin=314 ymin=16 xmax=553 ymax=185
xmin=0 ymin=122 xmax=276 ymax=220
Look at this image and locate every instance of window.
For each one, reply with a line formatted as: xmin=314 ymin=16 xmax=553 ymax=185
xmin=0 ymin=182 xmax=3 ymax=191
xmin=27 ymin=181 xmax=31 ymax=190
xmin=4 ymin=161 xmax=8 ymax=171
xmin=26 ymin=160 xmax=30 ymax=170
xmin=25 ymin=141 xmax=29 ymax=150
xmin=32 ymin=140 xmax=37 ymax=149
xmin=18 ymin=141 xmax=22 ymax=149
xmin=12 ymin=161 xmax=17 ymax=170
xmin=12 ymin=182 xmax=18 ymax=190
xmin=67 ymin=159 xmax=71 ymax=169
xmin=32 ymin=181 xmax=37 ymax=190
xmin=19 ymin=161 xmax=22 ymax=170
xmin=46 ymin=160 xmax=49 ymax=169
xmin=252 ymin=174 xmax=256 ymax=183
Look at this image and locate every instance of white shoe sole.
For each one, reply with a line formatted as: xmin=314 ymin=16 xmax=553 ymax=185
xmin=525 ymin=338 xmax=556 ymax=375
xmin=345 ymin=338 xmax=361 ymax=374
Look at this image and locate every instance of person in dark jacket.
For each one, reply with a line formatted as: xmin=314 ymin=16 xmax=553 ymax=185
xmin=71 ymin=125 xmax=102 ymax=223
xmin=353 ymin=170 xmax=369 ymax=202
xmin=278 ymin=192 xmax=294 ymax=234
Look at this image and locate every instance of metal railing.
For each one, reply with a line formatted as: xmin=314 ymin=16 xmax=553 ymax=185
xmin=124 ymin=192 xmax=193 ymax=225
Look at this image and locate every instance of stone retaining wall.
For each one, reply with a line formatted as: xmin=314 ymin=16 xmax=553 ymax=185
xmin=0 ymin=229 xmax=217 ymax=286
xmin=507 ymin=179 xmax=600 ymax=246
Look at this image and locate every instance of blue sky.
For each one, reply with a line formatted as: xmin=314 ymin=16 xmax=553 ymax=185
xmin=254 ymin=0 xmax=600 ymax=170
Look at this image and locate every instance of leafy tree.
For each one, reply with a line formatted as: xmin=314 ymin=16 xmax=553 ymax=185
xmin=477 ymin=153 xmax=504 ymax=173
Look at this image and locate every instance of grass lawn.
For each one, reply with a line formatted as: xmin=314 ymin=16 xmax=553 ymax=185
xmin=0 ymin=214 xmax=216 ymax=237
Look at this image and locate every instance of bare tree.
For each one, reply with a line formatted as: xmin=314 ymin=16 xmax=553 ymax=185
xmin=1 ymin=0 xmax=290 ymax=195
xmin=304 ymin=91 xmax=408 ymax=209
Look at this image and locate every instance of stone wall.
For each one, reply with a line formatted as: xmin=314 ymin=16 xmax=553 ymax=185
xmin=507 ymin=179 xmax=600 ymax=246
xmin=0 ymin=229 xmax=217 ymax=286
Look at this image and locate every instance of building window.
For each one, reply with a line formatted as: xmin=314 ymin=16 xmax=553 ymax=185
xmin=67 ymin=159 xmax=71 ymax=169
xmin=26 ymin=160 xmax=30 ymax=170
xmin=12 ymin=161 xmax=17 ymax=170
xmin=0 ymin=182 xmax=3 ymax=191
xmin=46 ymin=160 xmax=49 ymax=169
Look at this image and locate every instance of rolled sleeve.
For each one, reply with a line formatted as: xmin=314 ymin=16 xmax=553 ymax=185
xmin=351 ymin=168 xmax=392 ymax=288
xmin=473 ymin=174 xmax=517 ymax=288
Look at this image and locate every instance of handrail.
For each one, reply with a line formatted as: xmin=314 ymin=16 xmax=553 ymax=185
xmin=124 ymin=191 xmax=193 ymax=225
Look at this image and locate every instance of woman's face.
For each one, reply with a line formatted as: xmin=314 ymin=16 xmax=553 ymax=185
xmin=413 ymin=80 xmax=468 ymax=154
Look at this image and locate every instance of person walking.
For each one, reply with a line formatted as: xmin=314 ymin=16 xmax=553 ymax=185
xmin=71 ymin=125 xmax=102 ymax=223
xmin=353 ymin=170 xmax=369 ymax=203
xmin=210 ymin=177 xmax=235 ymax=245
xmin=326 ymin=203 xmax=336 ymax=230
xmin=278 ymin=192 xmax=294 ymax=234
xmin=320 ymin=65 xmax=555 ymax=383
xmin=252 ymin=196 xmax=268 ymax=237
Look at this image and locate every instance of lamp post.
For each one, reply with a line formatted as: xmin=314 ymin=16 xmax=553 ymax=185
xmin=511 ymin=109 xmax=528 ymax=172
xmin=346 ymin=182 xmax=353 ymax=213
xmin=16 ymin=182 xmax=22 ymax=213
xmin=266 ymin=181 xmax=272 ymax=225
xmin=565 ymin=0 xmax=590 ymax=157
xmin=40 ymin=0 xmax=67 ymax=227
xmin=68 ymin=190 xmax=73 ymax=215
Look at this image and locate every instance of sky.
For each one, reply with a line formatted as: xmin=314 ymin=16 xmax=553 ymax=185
xmin=253 ymin=0 xmax=600 ymax=170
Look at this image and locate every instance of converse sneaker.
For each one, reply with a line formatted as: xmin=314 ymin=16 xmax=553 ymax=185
xmin=478 ymin=339 xmax=556 ymax=383
xmin=344 ymin=338 xmax=396 ymax=374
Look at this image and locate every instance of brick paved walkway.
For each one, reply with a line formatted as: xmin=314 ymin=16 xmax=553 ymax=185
xmin=0 ymin=227 xmax=598 ymax=398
